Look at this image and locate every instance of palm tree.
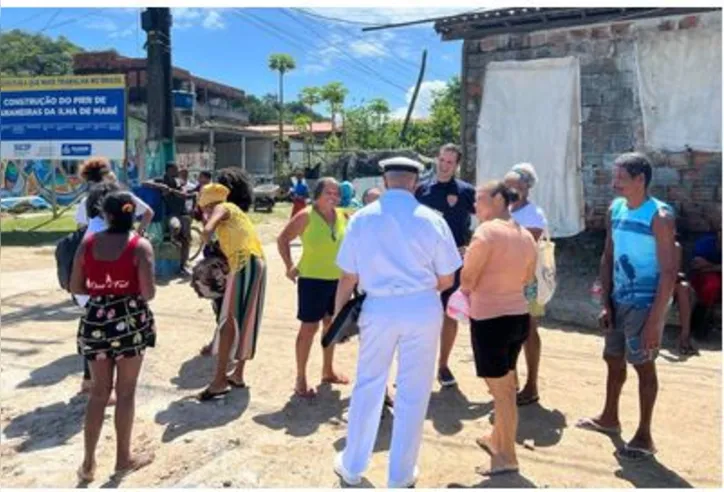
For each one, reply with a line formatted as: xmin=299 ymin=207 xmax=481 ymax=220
xmin=299 ymin=86 xmax=321 ymax=114
xmin=368 ymin=98 xmax=390 ymax=126
xmin=268 ymin=53 xmax=296 ymax=171
xmin=321 ymin=81 xmax=348 ymax=135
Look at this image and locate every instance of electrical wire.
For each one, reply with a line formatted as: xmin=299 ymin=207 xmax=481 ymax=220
xmin=291 ymin=7 xmax=449 ymax=81
xmin=231 ymin=9 xmax=410 ymax=104
xmin=278 ymin=9 xmax=410 ymax=92
xmin=295 ymin=8 xmax=379 ymax=26
xmin=39 ymin=9 xmax=63 ymax=33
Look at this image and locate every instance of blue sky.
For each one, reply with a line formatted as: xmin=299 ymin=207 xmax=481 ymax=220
xmin=0 ymin=7 xmax=467 ymax=118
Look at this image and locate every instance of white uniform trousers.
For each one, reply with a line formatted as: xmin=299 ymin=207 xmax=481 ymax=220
xmin=341 ymin=290 xmax=443 ymax=487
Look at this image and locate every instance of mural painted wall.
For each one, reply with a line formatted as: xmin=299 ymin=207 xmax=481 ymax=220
xmin=0 ymin=158 xmax=124 ymax=206
xmin=0 ymin=116 xmax=145 ymax=206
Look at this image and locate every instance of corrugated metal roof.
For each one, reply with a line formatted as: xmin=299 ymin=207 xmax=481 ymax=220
xmin=433 ymin=7 xmax=719 ymax=40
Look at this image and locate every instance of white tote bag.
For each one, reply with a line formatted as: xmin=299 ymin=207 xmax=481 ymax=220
xmin=536 ymin=230 xmax=557 ymax=305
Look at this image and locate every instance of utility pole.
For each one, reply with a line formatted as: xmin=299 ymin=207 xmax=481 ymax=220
xmin=141 ymin=8 xmax=175 ymax=179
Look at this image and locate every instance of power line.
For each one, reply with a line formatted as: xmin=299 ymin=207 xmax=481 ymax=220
xmin=1 ymin=8 xmax=56 ymax=32
xmin=231 ymin=9 xmax=409 ymax=104
xmin=39 ymin=9 xmax=63 ymax=33
xmin=279 ymin=9 xmax=410 ymax=92
xmin=295 ymin=9 xmax=378 ymax=26
xmin=292 ymin=7 xmax=450 ymax=81
xmin=37 ymin=9 xmax=98 ymax=34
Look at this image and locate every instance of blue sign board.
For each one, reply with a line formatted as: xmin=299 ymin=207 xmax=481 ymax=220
xmin=0 ymin=75 xmax=127 ymax=160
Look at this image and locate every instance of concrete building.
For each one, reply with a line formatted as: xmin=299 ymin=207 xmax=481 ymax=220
xmin=434 ymin=7 xmax=721 ymax=235
xmin=73 ymin=51 xmax=274 ymax=180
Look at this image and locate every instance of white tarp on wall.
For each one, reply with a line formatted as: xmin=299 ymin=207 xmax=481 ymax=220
xmin=635 ymin=26 xmax=722 ymax=152
xmin=477 ymin=57 xmax=584 ymax=237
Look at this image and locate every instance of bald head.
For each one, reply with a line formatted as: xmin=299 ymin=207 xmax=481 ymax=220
xmin=383 ymin=170 xmax=418 ymax=191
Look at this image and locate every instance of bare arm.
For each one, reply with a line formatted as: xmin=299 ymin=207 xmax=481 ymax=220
xmin=138 ymin=208 xmax=154 ymax=234
xmin=136 ymin=237 xmax=156 ymax=301
xmin=277 ymin=210 xmax=309 ymax=273
xmin=202 ymin=204 xmax=231 ymax=243
xmin=69 ymin=241 xmax=88 ymax=295
xmin=437 ymin=273 xmax=455 ymax=292
xmin=334 ymin=272 xmax=359 ymax=318
xmin=642 ymin=212 xmax=677 ymax=348
xmin=600 ymin=210 xmax=614 ymax=312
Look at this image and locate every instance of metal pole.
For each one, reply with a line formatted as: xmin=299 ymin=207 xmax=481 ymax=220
xmin=51 ymin=161 xmax=58 ymax=218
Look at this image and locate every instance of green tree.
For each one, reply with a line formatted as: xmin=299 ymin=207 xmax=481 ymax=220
xmin=0 ymin=29 xmax=83 ymax=77
xmin=321 ymin=81 xmax=348 ymax=135
xmin=299 ymin=86 xmax=322 ymax=114
xmin=368 ymin=98 xmax=390 ymax=126
xmin=428 ymin=76 xmax=461 ymax=148
xmin=268 ymin=53 xmax=296 ymax=171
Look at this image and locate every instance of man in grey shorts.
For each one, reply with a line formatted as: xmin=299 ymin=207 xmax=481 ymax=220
xmin=576 ymin=153 xmax=677 ymax=462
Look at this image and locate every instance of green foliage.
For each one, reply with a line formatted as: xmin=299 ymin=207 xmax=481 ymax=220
xmin=267 ymin=53 xmax=296 ymax=73
xmin=0 ymin=29 xmax=84 ymax=77
xmin=241 ymin=93 xmax=323 ymax=125
xmin=326 ymin=77 xmax=461 ymax=156
xmin=320 ymin=81 xmax=348 ymax=131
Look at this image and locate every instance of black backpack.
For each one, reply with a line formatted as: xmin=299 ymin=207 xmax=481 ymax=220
xmin=55 ymin=227 xmax=86 ymax=291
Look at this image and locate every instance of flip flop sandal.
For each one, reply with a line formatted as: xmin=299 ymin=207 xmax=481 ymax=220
xmin=516 ymin=394 xmax=540 ymax=406
xmin=575 ymin=417 xmax=621 ymax=435
xmin=198 ymin=388 xmax=230 ymax=401
xmin=475 ymin=437 xmax=495 ymax=456
xmin=226 ymin=377 xmax=247 ymax=389
xmin=475 ymin=465 xmax=519 ymax=477
xmin=615 ymin=445 xmax=656 ymax=462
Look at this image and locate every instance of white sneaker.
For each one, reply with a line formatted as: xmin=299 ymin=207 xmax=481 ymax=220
xmin=389 ymin=466 xmax=419 ymax=488
xmin=334 ymin=452 xmax=362 ymax=486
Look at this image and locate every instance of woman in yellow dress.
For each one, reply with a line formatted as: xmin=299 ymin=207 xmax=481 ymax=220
xmin=197 ymin=182 xmax=266 ymax=401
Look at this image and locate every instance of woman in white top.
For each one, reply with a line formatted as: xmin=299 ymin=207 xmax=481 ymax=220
xmin=504 ymin=163 xmax=548 ymax=407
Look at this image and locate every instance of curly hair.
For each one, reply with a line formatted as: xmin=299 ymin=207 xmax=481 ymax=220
xmin=80 ymin=157 xmax=112 ymax=184
xmin=216 ymin=167 xmax=254 ymax=212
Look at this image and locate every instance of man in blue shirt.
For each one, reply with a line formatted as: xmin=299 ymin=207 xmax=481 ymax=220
xmin=577 ymin=153 xmax=677 ymax=462
xmin=415 ymin=143 xmax=476 ymax=388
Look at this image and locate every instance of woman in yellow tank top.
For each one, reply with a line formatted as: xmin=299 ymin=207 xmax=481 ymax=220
xmin=277 ymin=177 xmax=349 ymax=398
xmin=197 ymin=181 xmax=267 ymax=401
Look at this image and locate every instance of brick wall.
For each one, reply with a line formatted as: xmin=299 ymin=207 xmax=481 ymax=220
xmin=462 ymin=12 xmax=722 ymax=233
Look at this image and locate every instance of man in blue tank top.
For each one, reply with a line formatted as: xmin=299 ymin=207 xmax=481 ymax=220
xmin=577 ymin=152 xmax=677 ymax=462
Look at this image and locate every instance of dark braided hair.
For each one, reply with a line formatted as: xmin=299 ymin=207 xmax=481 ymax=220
xmin=216 ymin=167 xmax=254 ymax=212
xmin=86 ymin=182 xmax=121 ymax=219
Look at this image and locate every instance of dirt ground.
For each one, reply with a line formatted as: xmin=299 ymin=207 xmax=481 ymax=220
xmin=1 ymin=215 xmax=721 ymax=488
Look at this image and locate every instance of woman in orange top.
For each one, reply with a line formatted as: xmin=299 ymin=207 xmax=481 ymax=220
xmin=460 ymin=181 xmax=537 ymax=476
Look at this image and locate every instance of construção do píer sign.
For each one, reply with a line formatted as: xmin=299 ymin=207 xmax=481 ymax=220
xmin=0 ymin=74 xmax=126 ymax=161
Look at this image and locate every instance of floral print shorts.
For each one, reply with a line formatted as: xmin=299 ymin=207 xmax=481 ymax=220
xmin=77 ymin=294 xmax=156 ymax=361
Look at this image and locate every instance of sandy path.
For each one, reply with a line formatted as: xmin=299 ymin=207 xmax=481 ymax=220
xmin=0 ymin=241 xmax=721 ymax=488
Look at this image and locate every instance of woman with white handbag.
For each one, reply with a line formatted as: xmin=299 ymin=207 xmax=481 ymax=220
xmin=504 ymin=163 xmax=556 ymax=407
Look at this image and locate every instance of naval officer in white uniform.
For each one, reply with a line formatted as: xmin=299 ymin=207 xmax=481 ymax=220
xmin=332 ymin=156 xmax=462 ymax=488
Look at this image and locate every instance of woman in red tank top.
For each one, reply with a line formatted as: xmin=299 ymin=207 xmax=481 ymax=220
xmin=70 ymin=191 xmax=156 ymax=482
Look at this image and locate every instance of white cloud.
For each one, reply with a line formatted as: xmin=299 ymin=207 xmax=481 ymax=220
xmin=171 ymin=8 xmax=226 ymax=30
xmin=109 ymin=25 xmax=135 ymax=39
xmin=202 ymin=11 xmax=226 ymax=30
xmin=348 ymin=38 xmax=388 ymax=58
xmin=392 ymin=80 xmax=447 ymax=119
xmin=172 ymin=8 xmax=202 ymax=30
xmin=85 ymin=18 xmax=119 ymax=33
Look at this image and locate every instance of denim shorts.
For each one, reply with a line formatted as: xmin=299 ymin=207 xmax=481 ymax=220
xmin=603 ymin=303 xmax=660 ymax=365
